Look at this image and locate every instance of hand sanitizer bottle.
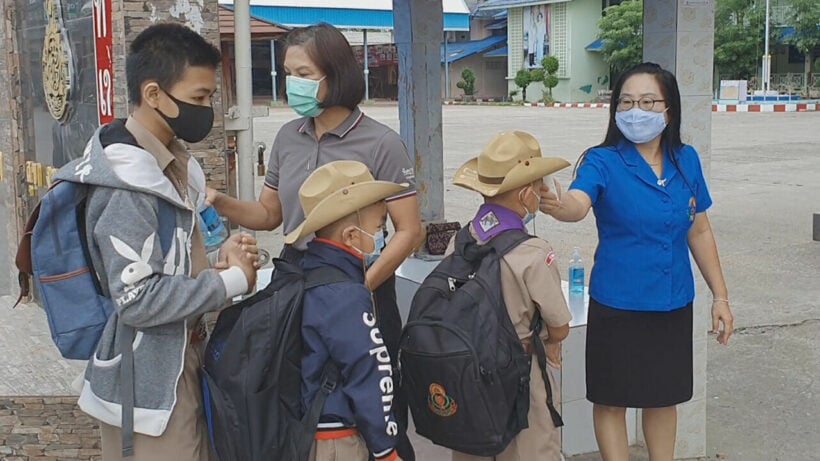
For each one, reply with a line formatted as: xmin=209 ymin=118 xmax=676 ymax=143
xmin=569 ymin=247 xmax=584 ymax=294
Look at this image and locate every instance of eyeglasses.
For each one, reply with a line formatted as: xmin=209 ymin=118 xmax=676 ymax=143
xmin=617 ymin=97 xmax=667 ymax=111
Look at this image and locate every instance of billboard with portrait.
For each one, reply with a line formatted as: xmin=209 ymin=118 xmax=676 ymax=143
xmin=523 ymin=4 xmax=550 ymax=68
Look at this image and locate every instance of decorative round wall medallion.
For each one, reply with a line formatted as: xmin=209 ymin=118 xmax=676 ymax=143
xmin=42 ymin=0 xmax=74 ymax=123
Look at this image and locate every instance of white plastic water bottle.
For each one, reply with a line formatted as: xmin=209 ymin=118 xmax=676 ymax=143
xmin=569 ymin=247 xmax=584 ymax=294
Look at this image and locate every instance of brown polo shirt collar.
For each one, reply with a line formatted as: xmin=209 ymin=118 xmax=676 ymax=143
xmin=298 ymin=107 xmax=366 ymax=139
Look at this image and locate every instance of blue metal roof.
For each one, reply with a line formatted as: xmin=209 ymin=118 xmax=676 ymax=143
xmin=246 ymin=5 xmax=470 ymax=30
xmin=487 ymin=19 xmax=508 ymax=30
xmin=477 ymin=0 xmax=562 ymax=11
xmin=484 ymin=45 xmax=508 ymax=57
xmin=585 ymin=38 xmax=604 ymax=52
xmin=441 ymin=35 xmax=506 ymax=63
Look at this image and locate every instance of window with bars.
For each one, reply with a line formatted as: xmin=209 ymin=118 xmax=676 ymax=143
xmin=508 ymin=7 xmax=524 ymax=77
xmin=550 ymin=2 xmax=569 ymax=78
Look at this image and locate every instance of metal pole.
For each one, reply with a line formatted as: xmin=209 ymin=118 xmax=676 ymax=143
xmin=444 ymin=32 xmax=450 ymax=100
xmin=364 ymin=29 xmax=370 ymax=101
xmin=763 ymin=0 xmax=770 ymax=93
xmin=270 ymin=39 xmax=278 ymax=102
xmin=234 ymin=0 xmax=255 ymax=203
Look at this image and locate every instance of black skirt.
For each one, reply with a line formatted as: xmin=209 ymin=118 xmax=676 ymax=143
xmin=585 ymin=298 xmax=693 ymax=408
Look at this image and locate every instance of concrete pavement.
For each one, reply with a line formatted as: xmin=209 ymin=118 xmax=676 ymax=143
xmin=1 ymin=106 xmax=818 ymax=460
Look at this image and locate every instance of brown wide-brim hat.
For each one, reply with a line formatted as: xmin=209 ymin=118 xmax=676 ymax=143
xmin=454 ymin=131 xmax=571 ymax=196
xmin=284 ymin=160 xmax=408 ymax=245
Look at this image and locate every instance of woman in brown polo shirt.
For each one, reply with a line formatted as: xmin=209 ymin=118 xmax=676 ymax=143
xmin=207 ymin=23 xmax=422 ymax=461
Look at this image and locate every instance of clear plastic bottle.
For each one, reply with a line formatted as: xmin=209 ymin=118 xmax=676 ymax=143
xmin=199 ymin=206 xmax=229 ymax=253
xmin=569 ymin=247 xmax=585 ymax=294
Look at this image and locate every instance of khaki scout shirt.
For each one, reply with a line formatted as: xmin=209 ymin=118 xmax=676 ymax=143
xmin=446 ymin=225 xmax=572 ymax=341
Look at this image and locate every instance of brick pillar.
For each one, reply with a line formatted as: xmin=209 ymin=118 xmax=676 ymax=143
xmin=114 ymin=0 xmax=228 ymax=192
xmin=643 ymin=0 xmax=714 ymax=458
xmin=0 ymin=0 xmax=26 ymax=297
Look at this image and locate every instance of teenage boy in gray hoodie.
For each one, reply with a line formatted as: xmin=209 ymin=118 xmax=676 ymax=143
xmin=56 ymin=23 xmax=258 ymax=460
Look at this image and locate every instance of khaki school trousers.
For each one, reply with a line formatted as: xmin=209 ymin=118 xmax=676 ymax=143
xmin=99 ymin=341 xmax=213 ymax=461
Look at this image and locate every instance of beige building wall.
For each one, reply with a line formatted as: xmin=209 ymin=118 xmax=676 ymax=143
xmin=444 ymin=55 xmax=508 ymax=100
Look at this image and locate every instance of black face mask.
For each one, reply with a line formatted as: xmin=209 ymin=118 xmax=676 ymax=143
xmin=155 ymin=90 xmax=214 ymax=143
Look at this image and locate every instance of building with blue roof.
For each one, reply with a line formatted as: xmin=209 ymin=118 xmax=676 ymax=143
xmin=475 ymin=0 xmax=612 ymax=103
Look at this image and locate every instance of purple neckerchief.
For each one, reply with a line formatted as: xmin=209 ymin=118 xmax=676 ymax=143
xmin=471 ymin=203 xmax=526 ymax=242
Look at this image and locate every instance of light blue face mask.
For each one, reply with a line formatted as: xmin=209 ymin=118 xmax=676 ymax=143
xmin=520 ymin=189 xmax=540 ymax=226
xmin=354 ymin=227 xmax=386 ymax=266
xmin=285 ymin=75 xmax=326 ymax=117
xmin=615 ymin=108 xmax=668 ymax=144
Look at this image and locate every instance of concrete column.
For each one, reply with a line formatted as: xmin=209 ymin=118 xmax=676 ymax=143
xmin=643 ymin=0 xmax=714 ymax=458
xmin=392 ymin=0 xmax=445 ymax=225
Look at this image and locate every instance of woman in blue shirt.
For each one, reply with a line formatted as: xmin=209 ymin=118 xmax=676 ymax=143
xmin=540 ymin=63 xmax=734 ymax=461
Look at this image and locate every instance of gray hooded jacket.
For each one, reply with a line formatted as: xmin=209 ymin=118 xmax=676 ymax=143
xmin=55 ymin=121 xmax=248 ymax=436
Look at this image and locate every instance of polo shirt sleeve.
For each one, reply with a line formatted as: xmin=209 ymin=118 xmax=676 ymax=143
xmin=520 ymin=239 xmax=572 ymax=329
xmin=684 ymin=145 xmax=713 ymax=213
xmin=569 ymin=148 xmax=608 ymax=206
xmin=371 ymin=130 xmax=417 ymax=202
xmin=264 ymin=133 xmax=281 ymax=190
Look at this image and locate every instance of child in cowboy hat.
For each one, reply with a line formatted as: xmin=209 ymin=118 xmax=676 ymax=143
xmin=449 ymin=131 xmax=573 ymax=461
xmin=284 ymin=160 xmax=407 ymax=461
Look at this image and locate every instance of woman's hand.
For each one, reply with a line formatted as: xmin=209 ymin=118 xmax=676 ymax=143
xmin=205 ymin=187 xmax=221 ymax=207
xmin=538 ymin=179 xmax=563 ymax=216
xmin=711 ymin=299 xmax=734 ymax=345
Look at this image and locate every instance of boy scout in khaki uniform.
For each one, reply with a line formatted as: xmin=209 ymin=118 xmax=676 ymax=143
xmin=448 ymin=131 xmax=573 ymax=461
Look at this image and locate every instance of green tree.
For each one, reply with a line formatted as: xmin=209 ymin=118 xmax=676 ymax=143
xmin=541 ymin=56 xmax=560 ymax=99
xmin=597 ymin=0 xmax=644 ymax=76
xmin=784 ymin=0 xmax=820 ymax=92
xmin=514 ymin=69 xmax=533 ymax=102
xmin=714 ymin=0 xmax=766 ymax=80
xmin=456 ymin=68 xmax=476 ymax=96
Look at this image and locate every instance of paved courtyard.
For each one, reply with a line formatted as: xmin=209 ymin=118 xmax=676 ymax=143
xmin=2 ymin=105 xmax=818 ymax=460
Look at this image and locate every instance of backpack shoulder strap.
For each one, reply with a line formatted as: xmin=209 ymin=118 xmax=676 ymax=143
xmin=156 ymin=199 xmax=176 ymax=256
xmin=297 ymin=361 xmax=340 ymax=459
xmin=528 ymin=316 xmax=565 ymax=428
xmin=487 ymin=229 xmax=532 ymax=257
xmin=304 ymin=266 xmax=351 ymax=289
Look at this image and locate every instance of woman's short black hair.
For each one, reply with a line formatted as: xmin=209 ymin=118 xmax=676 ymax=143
xmin=126 ymin=23 xmax=222 ymax=105
xmin=283 ymin=23 xmax=365 ymax=110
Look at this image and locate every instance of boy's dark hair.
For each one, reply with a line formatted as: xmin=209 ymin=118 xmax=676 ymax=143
xmin=126 ymin=23 xmax=222 ymax=105
xmin=283 ymin=23 xmax=365 ymax=111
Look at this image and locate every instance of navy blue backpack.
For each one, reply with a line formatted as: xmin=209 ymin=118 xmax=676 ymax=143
xmin=15 ymin=180 xmax=175 ymax=360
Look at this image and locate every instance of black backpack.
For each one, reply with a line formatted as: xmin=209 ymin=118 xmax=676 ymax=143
xmin=400 ymin=228 xmax=563 ymax=457
xmin=201 ymin=258 xmax=349 ymax=461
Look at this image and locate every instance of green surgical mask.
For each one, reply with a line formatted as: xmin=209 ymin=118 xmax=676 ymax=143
xmin=285 ymin=75 xmax=326 ymax=117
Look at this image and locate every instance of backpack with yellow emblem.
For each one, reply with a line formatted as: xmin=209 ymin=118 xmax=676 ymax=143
xmin=399 ymin=227 xmax=563 ymax=456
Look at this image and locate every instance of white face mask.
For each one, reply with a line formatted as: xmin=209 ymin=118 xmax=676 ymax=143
xmin=615 ymin=108 xmax=668 ymax=144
